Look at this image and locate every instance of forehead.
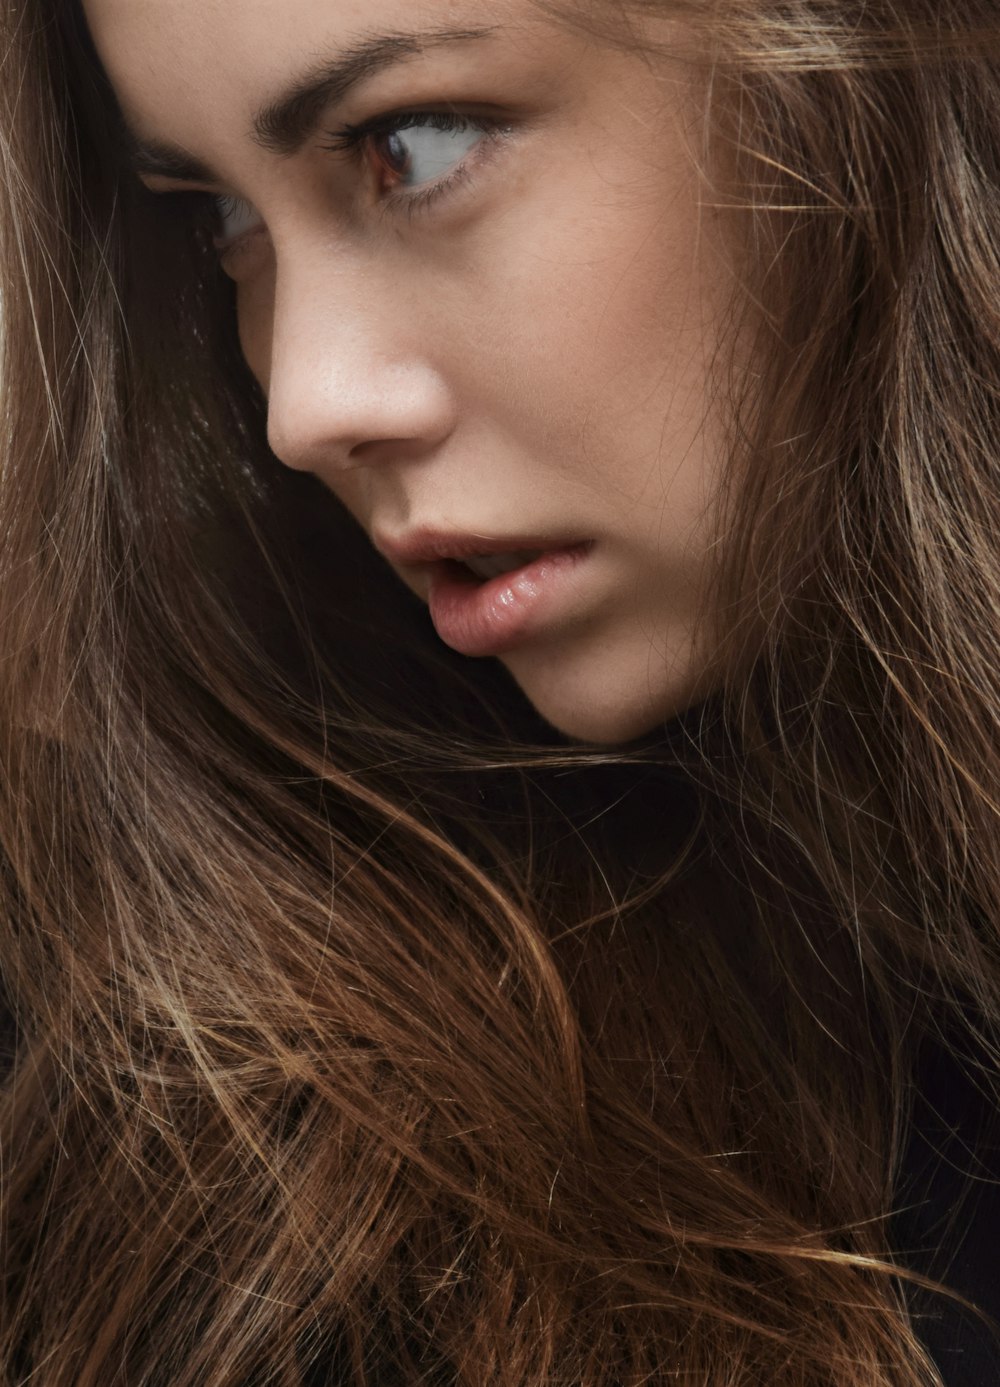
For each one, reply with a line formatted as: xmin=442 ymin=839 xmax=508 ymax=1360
xmin=81 ymin=0 xmax=533 ymax=152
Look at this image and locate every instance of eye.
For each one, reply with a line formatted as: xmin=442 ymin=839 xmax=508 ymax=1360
xmin=211 ymin=194 xmax=264 ymax=251
xmin=325 ymin=111 xmax=507 ymax=204
xmin=370 ymin=116 xmax=485 ymax=192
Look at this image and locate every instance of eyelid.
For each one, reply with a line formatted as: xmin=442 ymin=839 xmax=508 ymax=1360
xmin=322 ymin=105 xmax=510 ymax=146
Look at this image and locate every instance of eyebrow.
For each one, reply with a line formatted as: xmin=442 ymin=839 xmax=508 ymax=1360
xmin=125 ymin=25 xmax=498 ymax=182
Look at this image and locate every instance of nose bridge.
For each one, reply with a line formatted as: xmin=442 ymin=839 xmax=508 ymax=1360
xmin=264 ymin=249 xmax=456 ymax=474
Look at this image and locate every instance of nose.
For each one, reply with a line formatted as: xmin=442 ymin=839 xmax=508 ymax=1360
xmin=261 ymin=258 xmax=458 ymax=477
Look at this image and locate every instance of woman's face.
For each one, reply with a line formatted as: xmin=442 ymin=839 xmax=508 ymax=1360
xmin=84 ymin=0 xmax=741 ymax=743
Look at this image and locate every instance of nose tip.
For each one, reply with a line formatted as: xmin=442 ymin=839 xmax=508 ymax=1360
xmin=256 ymin=250 xmax=460 ymax=475
xmin=266 ymin=357 xmax=456 ymax=474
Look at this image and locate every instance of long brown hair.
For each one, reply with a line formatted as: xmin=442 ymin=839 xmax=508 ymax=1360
xmin=1 ymin=0 xmax=998 ymax=1382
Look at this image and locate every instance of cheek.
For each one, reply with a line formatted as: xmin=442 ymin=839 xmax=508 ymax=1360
xmin=478 ymin=184 xmax=725 ymax=504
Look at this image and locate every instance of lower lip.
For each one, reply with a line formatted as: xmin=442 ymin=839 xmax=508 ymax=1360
xmin=426 ymin=544 xmax=592 ymax=657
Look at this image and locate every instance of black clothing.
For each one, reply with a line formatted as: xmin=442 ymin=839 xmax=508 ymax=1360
xmin=893 ymin=1032 xmax=1000 ymax=1385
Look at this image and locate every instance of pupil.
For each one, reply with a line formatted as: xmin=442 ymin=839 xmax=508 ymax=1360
xmin=382 ymin=131 xmax=412 ymax=179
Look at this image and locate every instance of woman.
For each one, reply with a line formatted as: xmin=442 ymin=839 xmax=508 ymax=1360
xmin=1 ymin=0 xmax=998 ymax=1382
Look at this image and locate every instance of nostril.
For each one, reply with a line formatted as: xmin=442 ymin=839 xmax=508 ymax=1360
xmin=346 ymin=435 xmax=441 ymax=467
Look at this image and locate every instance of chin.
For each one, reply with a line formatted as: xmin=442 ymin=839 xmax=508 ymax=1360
xmin=502 ymin=645 xmax=709 ymax=746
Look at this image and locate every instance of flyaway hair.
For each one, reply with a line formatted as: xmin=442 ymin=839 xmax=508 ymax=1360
xmin=0 ymin=1 xmax=999 ymax=1383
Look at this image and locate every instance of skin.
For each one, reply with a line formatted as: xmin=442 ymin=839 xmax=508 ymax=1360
xmin=83 ymin=0 xmax=741 ymax=743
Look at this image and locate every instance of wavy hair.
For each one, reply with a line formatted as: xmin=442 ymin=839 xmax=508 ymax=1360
xmin=1 ymin=0 xmax=998 ymax=1382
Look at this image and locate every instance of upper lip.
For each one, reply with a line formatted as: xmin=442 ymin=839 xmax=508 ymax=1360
xmin=373 ymin=526 xmax=590 ymax=568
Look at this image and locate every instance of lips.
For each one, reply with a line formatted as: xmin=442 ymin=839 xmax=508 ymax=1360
xmin=373 ymin=528 xmax=593 ymax=657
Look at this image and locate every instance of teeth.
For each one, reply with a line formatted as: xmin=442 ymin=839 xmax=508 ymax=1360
xmin=463 ymin=550 xmax=542 ymax=581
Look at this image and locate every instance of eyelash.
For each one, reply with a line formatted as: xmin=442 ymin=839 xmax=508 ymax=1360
xmin=206 ymin=108 xmax=505 ymax=258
